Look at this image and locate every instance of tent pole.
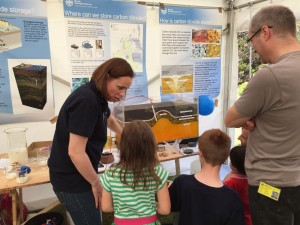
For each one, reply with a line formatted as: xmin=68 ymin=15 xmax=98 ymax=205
xmin=234 ymin=0 xmax=268 ymax=10
xmin=222 ymin=0 xmax=268 ymax=141
xmin=222 ymin=0 xmax=235 ymax=138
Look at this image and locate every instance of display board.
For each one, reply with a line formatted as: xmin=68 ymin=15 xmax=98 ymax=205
xmin=159 ymin=6 xmax=223 ymax=102
xmin=0 ymin=0 xmax=55 ymax=124
xmin=63 ymin=0 xmax=148 ymax=102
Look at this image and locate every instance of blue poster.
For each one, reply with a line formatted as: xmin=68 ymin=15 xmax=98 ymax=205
xmin=0 ymin=0 xmax=54 ymax=124
xmin=159 ymin=6 xmax=223 ymax=99
xmin=63 ymin=0 xmax=148 ymax=103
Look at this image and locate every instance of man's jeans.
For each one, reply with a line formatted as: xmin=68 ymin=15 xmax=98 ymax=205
xmin=249 ymin=185 xmax=300 ymax=225
xmin=55 ymin=190 xmax=102 ymax=225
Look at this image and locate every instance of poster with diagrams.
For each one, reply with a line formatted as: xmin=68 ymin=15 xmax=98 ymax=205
xmin=0 ymin=0 xmax=55 ymax=124
xmin=159 ymin=6 xmax=223 ymax=100
xmin=63 ymin=0 xmax=148 ymax=100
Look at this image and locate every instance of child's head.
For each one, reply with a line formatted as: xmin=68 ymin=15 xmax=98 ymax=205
xmin=119 ymin=120 xmax=158 ymax=168
xmin=198 ymin=129 xmax=231 ymax=166
xmin=229 ymin=146 xmax=246 ymax=175
xmin=118 ymin=120 xmax=160 ymax=189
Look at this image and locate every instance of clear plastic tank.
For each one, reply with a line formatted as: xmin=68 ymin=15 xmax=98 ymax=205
xmin=4 ymin=127 xmax=28 ymax=165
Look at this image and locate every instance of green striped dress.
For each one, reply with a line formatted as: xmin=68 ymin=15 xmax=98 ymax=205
xmin=100 ymin=164 xmax=169 ymax=225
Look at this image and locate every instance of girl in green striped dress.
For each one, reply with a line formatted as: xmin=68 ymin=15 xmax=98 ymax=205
xmin=100 ymin=120 xmax=171 ymax=225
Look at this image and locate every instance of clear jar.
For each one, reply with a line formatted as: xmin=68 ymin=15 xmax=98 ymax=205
xmin=4 ymin=127 xmax=28 ymax=165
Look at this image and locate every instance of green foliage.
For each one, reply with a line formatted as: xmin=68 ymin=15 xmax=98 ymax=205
xmin=237 ymin=31 xmax=260 ymax=86
xmin=237 ymin=23 xmax=300 ymax=94
xmin=297 ymin=22 xmax=300 ymax=41
xmin=238 ymin=82 xmax=248 ymax=96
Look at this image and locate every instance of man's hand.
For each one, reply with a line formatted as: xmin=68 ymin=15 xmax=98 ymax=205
xmin=238 ymin=119 xmax=255 ymax=146
xmin=238 ymin=128 xmax=249 ymax=146
xmin=242 ymin=119 xmax=256 ymax=131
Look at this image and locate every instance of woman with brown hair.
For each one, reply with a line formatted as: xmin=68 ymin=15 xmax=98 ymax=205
xmin=48 ymin=58 xmax=134 ymax=225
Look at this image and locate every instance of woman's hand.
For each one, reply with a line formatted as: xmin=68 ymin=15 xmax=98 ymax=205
xmin=91 ymin=179 xmax=102 ymax=209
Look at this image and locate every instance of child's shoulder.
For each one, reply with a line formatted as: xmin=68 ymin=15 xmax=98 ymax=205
xmin=222 ymin=184 xmax=243 ymax=199
xmin=105 ymin=164 xmax=122 ymax=175
xmin=155 ymin=164 xmax=169 ymax=175
xmin=169 ymin=174 xmax=200 ymax=190
xmin=155 ymin=164 xmax=167 ymax=170
xmin=173 ymin=174 xmax=194 ymax=183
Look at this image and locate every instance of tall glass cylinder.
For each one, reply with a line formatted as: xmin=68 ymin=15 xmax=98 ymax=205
xmin=4 ymin=127 xmax=28 ymax=164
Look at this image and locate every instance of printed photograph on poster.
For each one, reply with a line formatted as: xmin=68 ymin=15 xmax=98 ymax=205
xmin=69 ymin=39 xmax=106 ymax=59
xmin=192 ymin=29 xmax=221 ymax=43
xmin=0 ymin=19 xmax=22 ymax=52
xmin=7 ymin=59 xmax=53 ymax=114
xmin=110 ymin=23 xmax=143 ymax=72
xmin=70 ymin=43 xmax=80 ymax=58
xmin=95 ymin=39 xmax=104 ymax=57
xmin=95 ymin=40 xmax=103 ymax=49
xmin=205 ymin=44 xmax=221 ymax=58
xmin=72 ymin=77 xmax=90 ymax=92
xmin=161 ymin=65 xmax=193 ymax=94
xmin=191 ymin=44 xmax=221 ymax=58
xmin=191 ymin=29 xmax=221 ymax=59
xmin=82 ymin=40 xmax=93 ymax=58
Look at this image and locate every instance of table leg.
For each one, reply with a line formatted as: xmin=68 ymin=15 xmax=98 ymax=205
xmin=175 ymin=159 xmax=180 ymax=175
xmin=11 ymin=190 xmax=17 ymax=225
xmin=19 ymin=189 xmax=23 ymax=222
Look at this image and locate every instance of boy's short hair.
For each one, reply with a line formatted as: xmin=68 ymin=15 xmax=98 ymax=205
xmin=229 ymin=146 xmax=246 ymax=175
xmin=198 ymin=129 xmax=231 ymax=166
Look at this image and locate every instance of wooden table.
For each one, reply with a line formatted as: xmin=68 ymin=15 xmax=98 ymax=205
xmin=0 ymin=156 xmax=50 ymax=225
xmin=157 ymin=147 xmax=198 ymax=175
xmin=0 ymin=147 xmax=198 ymax=225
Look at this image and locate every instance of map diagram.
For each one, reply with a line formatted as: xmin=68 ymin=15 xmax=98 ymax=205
xmin=110 ymin=23 xmax=143 ymax=72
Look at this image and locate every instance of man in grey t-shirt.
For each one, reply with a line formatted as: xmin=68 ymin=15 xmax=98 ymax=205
xmin=225 ymin=5 xmax=300 ymax=225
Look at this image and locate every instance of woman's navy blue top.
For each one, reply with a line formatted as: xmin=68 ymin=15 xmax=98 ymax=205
xmin=48 ymin=81 xmax=110 ymax=192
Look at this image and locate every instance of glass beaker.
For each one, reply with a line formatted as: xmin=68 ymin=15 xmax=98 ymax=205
xmin=4 ymin=127 xmax=28 ymax=165
xmin=36 ymin=146 xmax=51 ymax=166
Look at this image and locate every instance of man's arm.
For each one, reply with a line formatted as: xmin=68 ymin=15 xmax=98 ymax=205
xmin=224 ymin=105 xmax=251 ymax=128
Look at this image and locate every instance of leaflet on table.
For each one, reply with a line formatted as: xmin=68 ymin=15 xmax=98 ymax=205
xmin=0 ymin=0 xmax=54 ymax=124
xmin=159 ymin=6 xmax=223 ymax=100
xmin=63 ymin=0 xmax=148 ymax=104
xmin=0 ymin=158 xmax=10 ymax=168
